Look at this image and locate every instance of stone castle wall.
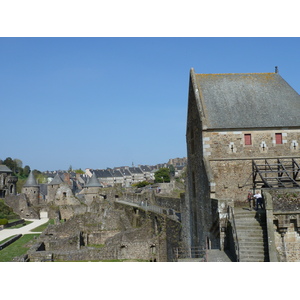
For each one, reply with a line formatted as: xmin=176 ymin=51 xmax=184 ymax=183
xmin=265 ymin=190 xmax=300 ymax=262
xmin=203 ymin=129 xmax=300 ymax=159
xmin=201 ymin=129 xmax=300 ymax=201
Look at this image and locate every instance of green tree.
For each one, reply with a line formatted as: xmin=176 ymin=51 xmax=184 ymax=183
xmin=23 ymin=165 xmax=31 ymax=177
xmin=132 ymin=181 xmax=151 ymax=188
xmin=3 ymin=157 xmax=14 ymax=171
xmin=14 ymin=159 xmax=23 ymax=168
xmin=168 ymin=165 xmax=175 ymax=177
xmin=154 ymin=168 xmax=170 ymax=183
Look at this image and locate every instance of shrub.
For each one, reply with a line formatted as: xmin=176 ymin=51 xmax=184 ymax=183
xmin=132 ymin=181 xmax=151 ymax=188
xmin=0 ymin=219 xmax=8 ymax=225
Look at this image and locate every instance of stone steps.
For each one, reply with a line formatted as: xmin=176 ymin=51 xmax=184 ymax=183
xmin=234 ymin=208 xmax=268 ymax=262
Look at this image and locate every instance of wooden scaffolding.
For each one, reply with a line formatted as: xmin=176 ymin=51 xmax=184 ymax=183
xmin=252 ymin=158 xmax=300 ymax=189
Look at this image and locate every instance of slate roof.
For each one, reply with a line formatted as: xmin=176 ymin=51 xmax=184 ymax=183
xmin=23 ymin=171 xmax=39 ymax=187
xmin=139 ymin=165 xmax=152 ymax=172
xmin=118 ymin=168 xmax=131 ymax=176
xmin=94 ymin=169 xmax=113 ymax=178
xmin=111 ymin=169 xmax=123 ymax=177
xmin=0 ymin=165 xmax=13 ymax=173
xmin=129 ymin=167 xmax=143 ymax=174
xmin=49 ymin=173 xmax=63 ymax=185
xmin=85 ymin=172 xmax=102 ymax=187
xmin=194 ymin=71 xmax=300 ymax=129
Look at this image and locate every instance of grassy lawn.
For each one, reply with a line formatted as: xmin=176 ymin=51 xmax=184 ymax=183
xmin=7 ymin=220 xmax=33 ymax=229
xmin=30 ymin=220 xmax=52 ymax=232
xmin=0 ymin=234 xmax=40 ymax=262
xmin=0 ymin=235 xmax=17 ymax=245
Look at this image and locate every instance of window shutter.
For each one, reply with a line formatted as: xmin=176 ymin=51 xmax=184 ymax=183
xmin=275 ymin=133 xmax=282 ymax=144
xmin=244 ymin=134 xmax=252 ymax=145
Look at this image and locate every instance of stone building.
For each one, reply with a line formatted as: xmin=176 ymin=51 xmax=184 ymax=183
xmin=0 ymin=165 xmax=18 ymax=198
xmin=22 ymin=171 xmax=40 ymax=206
xmin=46 ymin=173 xmax=81 ymax=208
xmin=79 ymin=172 xmax=104 ymax=205
xmin=185 ymin=68 xmax=300 ymax=257
xmin=4 ymin=170 xmax=40 ymax=219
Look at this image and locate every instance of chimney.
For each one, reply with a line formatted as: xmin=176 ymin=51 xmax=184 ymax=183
xmin=275 ymin=66 xmax=278 ymax=73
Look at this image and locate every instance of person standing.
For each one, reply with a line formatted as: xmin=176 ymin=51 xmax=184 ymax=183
xmin=247 ymin=191 xmax=253 ymax=210
xmin=253 ymin=190 xmax=263 ymax=210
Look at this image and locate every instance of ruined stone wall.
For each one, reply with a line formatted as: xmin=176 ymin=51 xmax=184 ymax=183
xmin=154 ymin=196 xmax=181 ymax=211
xmin=24 ymin=197 xmax=181 ymax=261
xmin=87 ymin=230 xmax=120 ymax=245
xmin=0 ymin=173 xmax=17 ymax=197
xmin=53 ymin=184 xmax=82 ymax=205
xmin=266 ymin=190 xmax=300 ymax=262
xmin=273 ymin=221 xmax=300 ymax=262
xmin=47 ymin=184 xmax=59 ymax=203
xmin=4 ymin=194 xmax=39 ymax=219
xmin=22 ymin=186 xmax=40 ymax=206
xmin=79 ymin=187 xmax=104 ymax=205
xmin=58 ymin=205 xmax=87 ymax=220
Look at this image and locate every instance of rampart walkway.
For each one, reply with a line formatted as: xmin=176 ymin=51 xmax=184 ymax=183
xmin=115 ymin=199 xmax=180 ymax=222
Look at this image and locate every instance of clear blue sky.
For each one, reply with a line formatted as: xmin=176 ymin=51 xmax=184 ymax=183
xmin=1 ymin=37 xmax=299 ymax=171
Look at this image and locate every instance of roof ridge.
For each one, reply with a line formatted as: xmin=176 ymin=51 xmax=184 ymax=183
xmin=196 ymin=72 xmax=276 ymax=76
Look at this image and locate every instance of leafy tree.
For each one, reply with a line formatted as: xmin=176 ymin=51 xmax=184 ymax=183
xmin=23 ymin=165 xmax=31 ymax=177
xmin=132 ymin=181 xmax=151 ymax=188
xmin=14 ymin=159 xmax=23 ymax=168
xmin=168 ymin=165 xmax=175 ymax=177
xmin=154 ymin=168 xmax=170 ymax=183
xmin=3 ymin=157 xmax=14 ymax=171
xmin=75 ymin=169 xmax=85 ymax=174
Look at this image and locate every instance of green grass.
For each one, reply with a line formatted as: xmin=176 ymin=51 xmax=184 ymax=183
xmin=0 ymin=234 xmax=40 ymax=262
xmin=30 ymin=220 xmax=52 ymax=232
xmin=0 ymin=235 xmax=17 ymax=245
xmin=7 ymin=220 xmax=33 ymax=229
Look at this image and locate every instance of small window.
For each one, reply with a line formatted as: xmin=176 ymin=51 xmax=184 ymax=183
xmin=244 ymin=134 xmax=252 ymax=145
xmin=275 ymin=133 xmax=283 ymax=144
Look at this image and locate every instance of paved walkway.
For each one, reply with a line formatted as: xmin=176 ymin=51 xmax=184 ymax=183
xmin=206 ymin=249 xmax=232 ymax=262
xmin=0 ymin=218 xmax=49 ymax=242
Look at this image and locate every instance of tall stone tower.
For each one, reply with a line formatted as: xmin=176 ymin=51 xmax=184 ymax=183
xmin=81 ymin=172 xmax=103 ymax=205
xmin=22 ymin=171 xmax=40 ymax=206
xmin=47 ymin=173 xmax=64 ymax=203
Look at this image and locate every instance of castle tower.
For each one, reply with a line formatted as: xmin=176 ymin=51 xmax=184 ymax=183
xmin=85 ymin=172 xmax=102 ymax=188
xmin=0 ymin=165 xmax=18 ymax=197
xmin=47 ymin=173 xmax=63 ymax=203
xmin=22 ymin=171 xmax=40 ymax=206
xmin=82 ymin=172 xmax=103 ymax=205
